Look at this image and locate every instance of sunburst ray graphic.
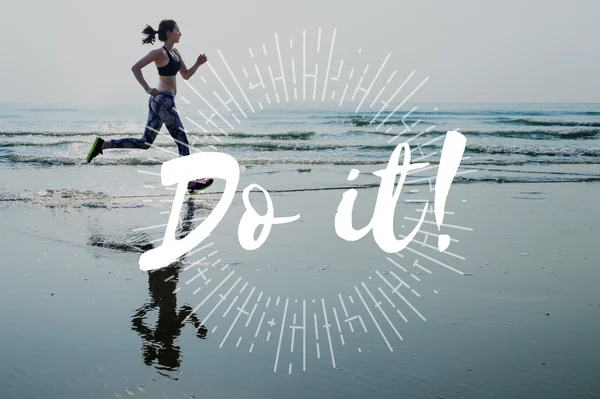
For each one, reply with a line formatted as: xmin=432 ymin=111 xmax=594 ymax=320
xmin=131 ymin=27 xmax=477 ymax=375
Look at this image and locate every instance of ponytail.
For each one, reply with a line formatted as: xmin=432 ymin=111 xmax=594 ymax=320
xmin=141 ymin=24 xmax=157 ymax=45
xmin=141 ymin=20 xmax=176 ymax=45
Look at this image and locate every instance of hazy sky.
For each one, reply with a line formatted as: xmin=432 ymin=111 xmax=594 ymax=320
xmin=2 ymin=0 xmax=599 ymax=105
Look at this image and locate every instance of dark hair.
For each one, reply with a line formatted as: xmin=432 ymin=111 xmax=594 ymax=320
xmin=141 ymin=19 xmax=177 ymax=45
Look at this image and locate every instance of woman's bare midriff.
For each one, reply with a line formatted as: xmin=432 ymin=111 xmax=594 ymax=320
xmin=156 ymin=76 xmax=177 ymax=95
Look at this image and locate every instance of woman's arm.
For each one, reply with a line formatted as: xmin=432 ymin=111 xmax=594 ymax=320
xmin=131 ymin=49 xmax=162 ymax=94
xmin=174 ymin=49 xmax=207 ymax=80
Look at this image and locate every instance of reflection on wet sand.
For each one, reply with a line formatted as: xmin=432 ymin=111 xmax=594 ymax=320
xmin=131 ymin=198 xmax=208 ymax=379
xmin=88 ymin=198 xmax=209 ymax=380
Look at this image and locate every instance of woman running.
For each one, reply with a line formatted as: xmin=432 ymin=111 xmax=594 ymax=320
xmin=86 ymin=19 xmax=213 ymax=193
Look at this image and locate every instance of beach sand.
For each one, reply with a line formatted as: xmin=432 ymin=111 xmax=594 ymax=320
xmin=1 ymin=163 xmax=599 ymax=398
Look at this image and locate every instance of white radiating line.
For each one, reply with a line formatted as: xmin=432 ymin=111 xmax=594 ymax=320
xmin=376 ymin=271 xmax=426 ymax=321
xmin=314 ymin=313 xmax=319 ymax=340
xmin=146 ymin=125 xmax=203 ymax=155
xmin=251 ymin=64 xmax=266 ymax=90
xmin=290 ymin=313 xmax=297 ymax=352
xmin=377 ymin=77 xmax=429 ymax=130
xmin=387 ymin=70 xmax=397 ymax=84
xmin=302 ymin=299 xmax=306 ymax=371
xmin=403 ymin=244 xmax=465 ymax=275
xmin=222 ymin=296 xmax=239 ymax=317
xmin=332 ymin=307 xmax=345 ymax=346
xmin=137 ymin=170 xmax=160 ymax=177
xmin=183 ymin=256 xmax=207 ymax=272
xmin=402 ymin=234 xmax=465 ymax=260
xmin=397 ymin=309 xmax=408 ymax=322
xmin=185 ymin=116 xmax=209 ymax=132
xmin=361 ymin=282 xmax=403 ymax=342
xmin=321 ymin=28 xmax=337 ymax=101
xmin=405 ymin=169 xmax=478 ymax=185
xmin=338 ymin=294 xmax=354 ymax=332
xmin=370 ymin=85 xmax=387 ymax=108
xmin=370 ymin=70 xmax=415 ymax=124
xmin=273 ymin=298 xmax=289 ymax=372
xmin=387 ymin=256 xmax=407 ymax=273
xmin=200 ymin=278 xmax=242 ymax=327
xmin=339 ymin=83 xmax=350 ymax=106
xmin=316 ymin=26 xmax=322 ymax=53
xmin=213 ymin=91 xmax=231 ymax=111
xmin=245 ymin=303 xmax=258 ymax=328
xmin=403 ymin=217 xmax=473 ymax=232
xmin=184 ymin=271 xmax=235 ymax=323
xmin=416 ymin=208 xmax=456 ymax=216
xmin=355 ymin=53 xmax=391 ymax=114
xmin=268 ymin=65 xmax=277 ymax=91
xmin=354 ymin=285 xmax=393 ymax=351
xmin=303 ymin=30 xmax=306 ymax=100
xmin=185 ymin=268 xmax=208 ymax=285
xmin=187 ymin=241 xmax=216 ymax=258
xmin=255 ymin=312 xmax=266 ymax=337
xmin=401 ymin=125 xmax=436 ymax=144
xmin=321 ymin=298 xmax=336 ymax=368
xmin=217 ymin=50 xmax=255 ymax=114
xmin=220 ymin=287 xmax=256 ymax=348
xmin=378 ymin=287 xmax=396 ymax=308
xmin=249 ymin=343 xmax=254 ymax=353
xmin=409 ymin=254 xmax=431 ymax=274
xmin=184 ymin=80 xmax=234 ymax=129
xmin=133 ymin=216 xmax=206 ymax=232
xmin=332 ymin=59 xmax=344 ymax=81
xmin=390 ymin=270 xmax=411 ymax=289
xmin=274 ymin=33 xmax=289 ymax=101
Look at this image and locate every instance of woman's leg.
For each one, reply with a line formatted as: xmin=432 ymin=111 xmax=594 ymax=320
xmin=152 ymin=93 xmax=190 ymax=157
xmin=86 ymin=96 xmax=163 ymax=163
xmin=109 ymin=96 xmax=163 ymax=150
xmin=153 ymin=93 xmax=213 ymax=192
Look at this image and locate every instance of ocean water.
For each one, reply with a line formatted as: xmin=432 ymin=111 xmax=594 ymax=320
xmin=1 ymin=102 xmax=600 ymax=399
xmin=1 ymin=102 xmax=600 ymax=184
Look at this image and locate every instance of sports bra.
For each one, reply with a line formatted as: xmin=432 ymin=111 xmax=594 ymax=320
xmin=157 ymin=47 xmax=181 ymax=76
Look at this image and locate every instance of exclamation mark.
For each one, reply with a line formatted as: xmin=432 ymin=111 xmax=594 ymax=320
xmin=435 ymin=131 xmax=466 ymax=252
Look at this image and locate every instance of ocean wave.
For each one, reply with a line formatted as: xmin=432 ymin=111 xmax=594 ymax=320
xmin=353 ymin=129 xmax=600 ymax=140
xmin=505 ymin=118 xmax=600 ymax=127
xmin=452 ymin=176 xmax=600 ymax=184
xmin=466 ymin=145 xmax=600 ymax=157
xmin=0 ymin=130 xmax=316 ymax=140
xmin=0 ymin=153 xmax=391 ymax=167
xmin=344 ymin=117 xmax=425 ymax=127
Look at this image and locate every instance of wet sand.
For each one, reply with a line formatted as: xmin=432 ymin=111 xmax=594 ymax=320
xmin=1 ymin=164 xmax=599 ymax=398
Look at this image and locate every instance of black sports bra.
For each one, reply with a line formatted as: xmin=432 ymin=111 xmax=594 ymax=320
xmin=157 ymin=47 xmax=180 ymax=76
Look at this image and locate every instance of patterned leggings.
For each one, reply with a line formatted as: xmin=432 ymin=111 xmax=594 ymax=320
xmin=112 ymin=92 xmax=190 ymax=156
